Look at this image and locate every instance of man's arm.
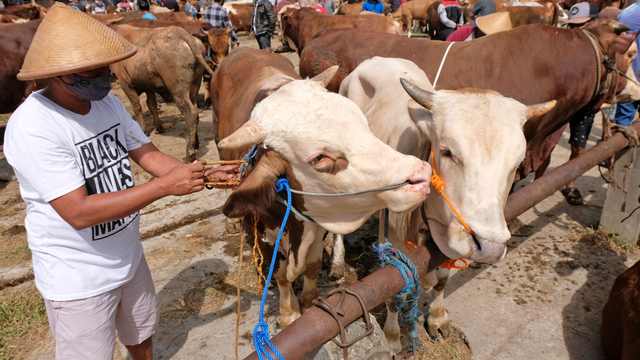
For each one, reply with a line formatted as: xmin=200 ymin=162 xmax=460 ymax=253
xmin=49 ymin=160 xmax=204 ymax=230
xmin=469 ymin=1 xmax=480 ymax=20
xmin=438 ymin=4 xmax=457 ymax=28
xmin=129 ymin=142 xmax=183 ymax=178
xmin=265 ymin=1 xmax=277 ymax=32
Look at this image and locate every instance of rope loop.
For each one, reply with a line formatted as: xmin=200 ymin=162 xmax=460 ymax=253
xmin=441 ymin=258 xmax=469 ymax=270
xmin=239 ymin=145 xmax=260 ymax=180
xmin=373 ymin=242 xmax=422 ymax=352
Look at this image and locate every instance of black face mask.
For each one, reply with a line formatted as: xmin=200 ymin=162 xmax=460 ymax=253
xmin=64 ymin=73 xmax=112 ymax=102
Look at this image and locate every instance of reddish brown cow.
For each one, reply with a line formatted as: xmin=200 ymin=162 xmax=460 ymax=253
xmin=281 ymin=7 xmax=401 ymax=55
xmin=299 ymin=21 xmax=638 ymax=181
xmin=89 ymin=11 xmax=142 ymax=24
xmin=391 ymin=0 xmax=438 ymax=34
xmin=126 ymin=19 xmax=213 ymax=45
xmin=0 ymin=3 xmax=45 ymax=20
xmin=153 ymin=11 xmax=196 ymax=21
xmin=0 ymin=13 xmax=26 ymax=23
xmin=223 ymin=3 xmax=253 ymax=31
xmin=601 ymin=260 xmax=640 ymax=360
xmin=0 ymin=20 xmax=47 ymax=114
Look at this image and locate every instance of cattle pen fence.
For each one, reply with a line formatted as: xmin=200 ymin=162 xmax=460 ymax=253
xmin=243 ymin=121 xmax=640 ymax=360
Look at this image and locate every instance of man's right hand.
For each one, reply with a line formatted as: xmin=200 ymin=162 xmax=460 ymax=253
xmin=158 ymin=161 xmax=205 ymax=196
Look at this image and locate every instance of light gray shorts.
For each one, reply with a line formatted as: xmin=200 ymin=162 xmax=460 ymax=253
xmin=44 ymin=256 xmax=159 ymax=360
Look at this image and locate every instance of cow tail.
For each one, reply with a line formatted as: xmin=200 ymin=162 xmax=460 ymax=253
xmin=185 ymin=36 xmax=215 ymax=76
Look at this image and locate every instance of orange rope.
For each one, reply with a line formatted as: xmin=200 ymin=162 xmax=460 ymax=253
xmin=201 ymin=159 xmax=247 ymax=187
xmin=405 ymin=241 xmax=418 ymax=251
xmin=252 ymin=212 xmax=267 ymax=296
xmin=441 ymin=258 xmax=469 ymax=270
xmin=430 ymin=146 xmax=474 ymax=235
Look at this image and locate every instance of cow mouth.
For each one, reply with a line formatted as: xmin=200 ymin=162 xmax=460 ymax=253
xmin=469 ymin=234 xmax=507 ymax=264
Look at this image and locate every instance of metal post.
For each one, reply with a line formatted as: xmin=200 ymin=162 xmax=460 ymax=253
xmin=244 ymin=120 xmax=640 ymax=360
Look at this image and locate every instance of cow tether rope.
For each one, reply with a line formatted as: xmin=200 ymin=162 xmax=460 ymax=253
xmin=432 ymin=42 xmax=454 ymax=89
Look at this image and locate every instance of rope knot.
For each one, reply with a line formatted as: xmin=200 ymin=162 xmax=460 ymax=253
xmin=276 ymin=178 xmax=288 ymax=192
xmin=431 ymin=174 xmax=445 ymax=193
xmin=238 ymin=145 xmax=259 ymax=180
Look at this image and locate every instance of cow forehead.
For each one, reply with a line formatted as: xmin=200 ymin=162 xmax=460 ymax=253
xmin=432 ymin=90 xmax=527 ymax=155
xmin=251 ymin=79 xmax=372 ymax=145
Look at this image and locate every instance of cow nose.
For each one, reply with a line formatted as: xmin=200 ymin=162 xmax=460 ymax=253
xmin=470 ymin=235 xmax=507 ymax=264
xmin=406 ymin=160 xmax=431 ymax=194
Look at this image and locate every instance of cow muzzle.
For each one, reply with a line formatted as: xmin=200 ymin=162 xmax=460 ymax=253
xmin=469 ymin=234 xmax=507 ymax=264
xmin=379 ymin=160 xmax=431 ymax=213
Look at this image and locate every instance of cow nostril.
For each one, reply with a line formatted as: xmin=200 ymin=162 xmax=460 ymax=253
xmin=472 ymin=235 xmax=481 ymax=251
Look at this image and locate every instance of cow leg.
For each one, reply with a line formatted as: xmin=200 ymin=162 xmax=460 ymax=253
xmin=202 ymin=73 xmax=212 ymax=109
xmin=189 ymin=82 xmax=200 ymax=150
xmin=535 ymin=153 xmax=552 ymax=179
xmin=384 ymin=297 xmax=404 ymax=354
xmin=274 ymin=254 xmax=301 ymax=327
xmin=120 ymin=82 xmax=149 ymax=135
xmin=146 ymin=92 xmax=164 ymax=134
xmin=328 ymin=233 xmax=346 ymax=280
xmin=300 ymin=237 xmax=323 ymax=313
xmin=423 ymin=267 xmax=451 ymax=341
xmin=175 ymin=94 xmax=199 ymax=163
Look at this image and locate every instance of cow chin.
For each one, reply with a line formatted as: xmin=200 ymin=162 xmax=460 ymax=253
xmin=312 ymin=211 xmax=378 ymax=234
xmin=428 ymin=219 xmax=507 ymax=264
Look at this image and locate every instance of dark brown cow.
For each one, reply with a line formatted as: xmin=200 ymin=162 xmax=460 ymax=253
xmin=299 ymin=21 xmax=638 ymax=180
xmin=281 ymin=7 xmax=401 ymax=55
xmin=110 ymin=25 xmax=214 ymax=161
xmin=0 ymin=3 xmax=45 ymax=20
xmin=126 ymin=19 xmax=213 ymax=45
xmin=601 ymin=260 xmax=640 ymax=360
xmin=0 ymin=20 xmax=47 ymax=114
xmin=223 ymin=2 xmax=253 ymax=31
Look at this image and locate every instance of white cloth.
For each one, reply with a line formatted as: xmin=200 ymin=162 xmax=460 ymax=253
xmin=4 ymin=92 xmax=150 ymax=301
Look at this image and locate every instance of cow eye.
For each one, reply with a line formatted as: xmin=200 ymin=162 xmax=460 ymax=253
xmin=441 ymin=150 xmax=453 ymax=158
xmin=311 ymin=154 xmax=325 ymax=166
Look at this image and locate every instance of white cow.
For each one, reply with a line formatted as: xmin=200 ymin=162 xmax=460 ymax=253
xmin=339 ymin=57 xmax=555 ymax=353
xmin=219 ymin=67 xmax=433 ymax=326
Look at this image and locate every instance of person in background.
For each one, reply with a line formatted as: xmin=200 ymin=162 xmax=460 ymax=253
xmin=163 ymin=0 xmax=179 ymax=11
xmin=561 ymin=2 xmax=599 ymax=205
xmin=469 ymin=0 xmax=495 ymax=20
xmin=315 ymin=0 xmax=327 ymax=13
xmin=204 ymin=0 xmax=240 ymax=45
xmin=276 ymin=0 xmax=292 ymax=12
xmin=437 ymin=0 xmax=463 ymax=40
xmin=252 ymin=0 xmax=277 ymax=50
xmin=137 ymin=0 xmax=150 ymax=11
xmin=70 ymin=0 xmax=86 ymax=11
xmin=319 ymin=0 xmax=335 ymax=14
xmin=185 ymin=1 xmax=198 ymax=18
xmin=91 ymin=0 xmax=108 ymax=13
xmin=389 ymin=0 xmax=401 ymax=12
xmin=446 ymin=11 xmax=508 ymax=41
xmin=361 ymin=0 xmax=384 ymax=13
xmin=118 ymin=0 xmax=132 ymax=11
xmin=612 ymin=2 xmax=640 ymax=127
xmin=599 ymin=0 xmax=624 ymax=20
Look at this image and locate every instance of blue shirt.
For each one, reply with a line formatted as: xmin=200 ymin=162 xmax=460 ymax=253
xmin=618 ymin=3 xmax=640 ymax=81
xmin=361 ymin=0 xmax=384 ymax=14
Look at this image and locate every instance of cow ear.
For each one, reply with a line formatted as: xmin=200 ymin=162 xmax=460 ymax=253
xmin=310 ymin=65 xmax=339 ymax=88
xmin=525 ymin=100 xmax=556 ymax=123
xmin=400 ymin=78 xmax=435 ymax=110
xmin=407 ymin=100 xmax=435 ymax=140
xmin=222 ymin=151 xmax=286 ymax=218
xmin=609 ymin=32 xmax=637 ymax=56
xmin=218 ymin=120 xmax=266 ymax=151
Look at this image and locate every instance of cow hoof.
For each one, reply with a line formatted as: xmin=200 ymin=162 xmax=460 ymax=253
xmin=328 ymin=264 xmax=345 ymax=280
xmin=426 ymin=325 xmax=440 ymax=343
xmin=154 ymin=126 xmax=165 ymax=134
xmin=279 ymin=313 xmax=300 ymax=328
xmin=387 ymin=336 xmax=403 ymax=355
xmin=439 ymin=324 xmax=451 ymax=340
xmin=225 ymin=218 xmax=242 ymax=234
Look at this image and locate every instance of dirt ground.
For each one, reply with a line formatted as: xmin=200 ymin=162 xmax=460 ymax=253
xmin=1 ymin=33 xmax=639 ymax=360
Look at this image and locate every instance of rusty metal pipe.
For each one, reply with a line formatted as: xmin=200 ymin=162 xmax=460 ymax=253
xmin=504 ymin=120 xmax=640 ymax=222
xmin=245 ymin=121 xmax=640 ymax=360
xmin=244 ymin=241 xmax=449 ymax=360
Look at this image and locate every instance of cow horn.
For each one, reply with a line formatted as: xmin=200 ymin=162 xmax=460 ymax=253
xmin=525 ymin=100 xmax=557 ymax=120
xmin=218 ymin=120 xmax=266 ymax=150
xmin=610 ymin=20 xmax=632 ymax=35
xmin=400 ymin=78 xmax=435 ymax=110
xmin=201 ymin=28 xmax=209 ymax=35
xmin=310 ymin=65 xmax=339 ymax=88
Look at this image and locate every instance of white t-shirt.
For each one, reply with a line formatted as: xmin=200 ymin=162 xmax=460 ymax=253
xmin=4 ymin=92 xmax=151 ymax=301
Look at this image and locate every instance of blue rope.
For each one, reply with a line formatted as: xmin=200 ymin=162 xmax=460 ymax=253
xmin=253 ymin=178 xmax=290 ymax=360
xmin=239 ymin=145 xmax=259 ymax=180
xmin=374 ymin=235 xmax=423 ymax=352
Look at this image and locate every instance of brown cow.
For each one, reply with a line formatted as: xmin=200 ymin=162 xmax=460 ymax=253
xmin=89 ymin=11 xmax=142 ymax=24
xmin=223 ymin=2 xmax=254 ymax=31
xmin=601 ymin=259 xmax=640 ymax=360
xmin=110 ymin=25 xmax=214 ymax=162
xmin=335 ymin=0 xmax=362 ymax=14
xmin=153 ymin=11 xmax=196 ymax=21
xmin=0 ymin=20 xmax=47 ymax=114
xmin=126 ymin=19 xmax=213 ymax=45
xmin=202 ymin=27 xmax=233 ymax=108
xmin=0 ymin=3 xmax=45 ymax=20
xmin=391 ymin=0 xmax=438 ymax=34
xmin=281 ymin=7 xmax=401 ymax=55
xmin=0 ymin=13 xmax=27 ymax=23
xmin=212 ymin=47 xmax=432 ymax=328
xmin=299 ymin=20 xmax=639 ymax=182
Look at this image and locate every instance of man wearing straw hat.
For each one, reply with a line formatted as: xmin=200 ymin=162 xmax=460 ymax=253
xmin=3 ymin=4 xmax=237 ymax=359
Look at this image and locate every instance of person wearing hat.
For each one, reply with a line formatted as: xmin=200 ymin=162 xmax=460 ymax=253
xmin=559 ymin=2 xmax=599 ymax=205
xmin=4 ymin=5 xmax=237 ymax=359
xmin=446 ymin=11 xmax=510 ymax=41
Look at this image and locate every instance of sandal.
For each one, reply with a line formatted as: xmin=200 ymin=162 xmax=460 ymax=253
xmin=561 ymin=187 xmax=583 ymax=206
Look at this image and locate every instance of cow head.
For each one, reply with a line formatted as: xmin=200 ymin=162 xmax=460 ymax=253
xmin=220 ymin=67 xmax=432 ymax=234
xmin=202 ymin=26 xmax=233 ymax=67
xmin=401 ymin=79 xmax=556 ymax=263
xmin=583 ymin=20 xmax=640 ymax=105
xmin=613 ymin=41 xmax=640 ymax=103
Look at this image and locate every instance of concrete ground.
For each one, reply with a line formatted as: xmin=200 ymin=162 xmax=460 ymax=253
xmin=1 ymin=33 xmax=639 ymax=360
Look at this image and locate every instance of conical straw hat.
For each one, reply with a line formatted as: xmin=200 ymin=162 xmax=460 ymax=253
xmin=18 ymin=3 xmax=137 ymax=80
xmin=476 ymin=12 xmax=513 ymax=36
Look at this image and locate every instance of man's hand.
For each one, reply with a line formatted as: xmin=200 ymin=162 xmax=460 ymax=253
xmin=157 ymin=161 xmax=205 ymax=196
xmin=204 ymin=164 xmax=242 ymax=189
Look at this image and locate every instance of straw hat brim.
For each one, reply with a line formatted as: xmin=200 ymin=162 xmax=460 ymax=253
xmin=476 ymin=12 xmax=513 ymax=35
xmin=17 ymin=4 xmax=137 ymax=81
xmin=566 ymin=17 xmax=591 ymax=24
